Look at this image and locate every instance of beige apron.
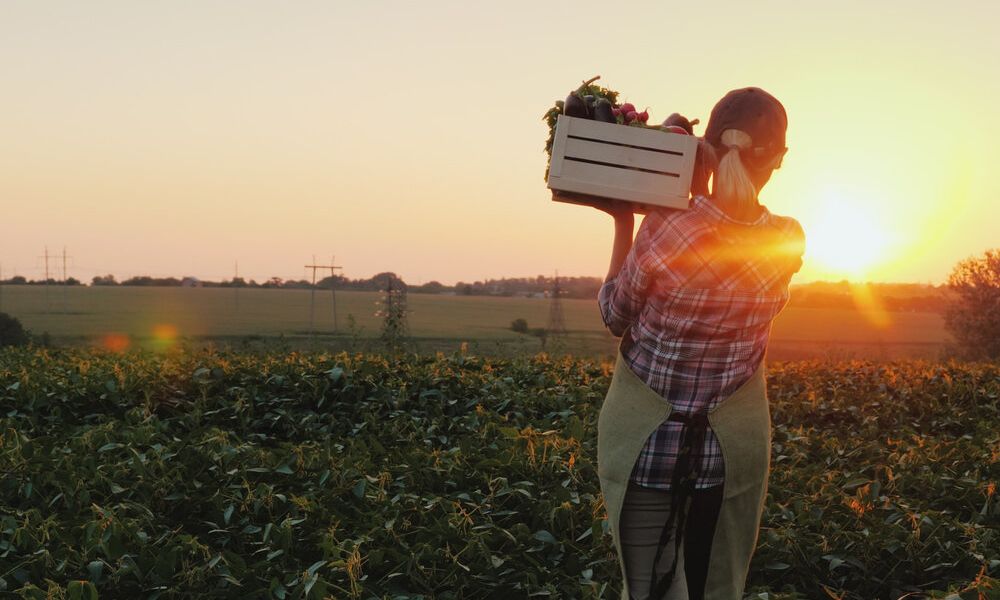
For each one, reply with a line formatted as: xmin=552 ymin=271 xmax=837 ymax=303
xmin=597 ymin=352 xmax=771 ymax=599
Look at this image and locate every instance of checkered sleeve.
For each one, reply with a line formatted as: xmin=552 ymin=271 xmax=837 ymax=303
xmin=598 ymin=220 xmax=659 ymax=337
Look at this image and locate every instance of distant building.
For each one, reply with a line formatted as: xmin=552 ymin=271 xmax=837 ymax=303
xmin=181 ymin=277 xmax=202 ymax=288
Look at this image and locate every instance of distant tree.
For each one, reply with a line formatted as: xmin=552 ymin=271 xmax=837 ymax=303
xmin=282 ymin=279 xmax=313 ymax=290
xmin=943 ymin=248 xmax=1000 ymax=359
xmin=92 ymin=274 xmax=117 ymax=286
xmin=0 ymin=312 xmax=30 ymax=347
xmin=121 ymin=276 xmax=181 ymax=287
xmin=222 ymin=277 xmax=248 ymax=288
xmin=65 ymin=277 xmax=83 ymax=286
xmin=510 ymin=318 xmax=529 ymax=334
xmin=263 ymin=277 xmax=284 ymax=288
xmin=8 ymin=276 xmax=26 ymax=285
xmin=412 ymin=280 xmax=448 ymax=294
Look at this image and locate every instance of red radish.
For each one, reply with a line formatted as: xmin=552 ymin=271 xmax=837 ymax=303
xmin=638 ymin=109 xmax=649 ymax=123
xmin=612 ymin=108 xmax=622 ymax=117
xmin=620 ymin=102 xmax=636 ymax=114
xmin=662 ymin=125 xmax=689 ymax=135
xmin=626 ymin=110 xmax=638 ymax=122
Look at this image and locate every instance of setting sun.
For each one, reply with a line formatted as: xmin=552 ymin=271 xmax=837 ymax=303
xmin=799 ymin=189 xmax=896 ymax=280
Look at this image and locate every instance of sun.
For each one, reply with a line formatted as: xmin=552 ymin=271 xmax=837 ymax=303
xmin=800 ymin=189 xmax=894 ymax=279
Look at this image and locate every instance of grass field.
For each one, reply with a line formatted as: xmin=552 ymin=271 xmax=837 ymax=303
xmin=0 ymin=286 xmax=952 ymax=359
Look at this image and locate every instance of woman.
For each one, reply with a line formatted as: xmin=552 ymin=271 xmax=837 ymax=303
xmin=560 ymin=87 xmax=804 ymax=599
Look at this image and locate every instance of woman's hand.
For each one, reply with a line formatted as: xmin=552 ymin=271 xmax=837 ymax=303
xmin=593 ymin=199 xmax=636 ymax=225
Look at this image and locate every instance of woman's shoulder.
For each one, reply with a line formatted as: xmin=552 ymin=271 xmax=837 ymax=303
xmin=644 ymin=202 xmax=717 ymax=240
xmin=766 ymin=212 xmax=805 ymax=244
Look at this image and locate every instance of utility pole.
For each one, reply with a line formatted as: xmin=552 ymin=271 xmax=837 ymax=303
xmin=304 ymin=256 xmax=343 ymax=336
xmin=547 ymin=271 xmax=567 ymax=336
xmin=234 ymin=260 xmax=240 ymax=313
xmin=62 ymin=247 xmax=70 ymax=314
xmin=41 ymin=246 xmax=51 ymax=313
xmin=330 ymin=255 xmax=339 ymax=332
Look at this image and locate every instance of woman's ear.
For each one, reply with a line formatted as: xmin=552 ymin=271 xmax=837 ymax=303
xmin=772 ymin=147 xmax=787 ymax=170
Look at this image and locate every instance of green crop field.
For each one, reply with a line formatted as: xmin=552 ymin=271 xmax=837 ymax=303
xmin=0 ymin=286 xmax=951 ymax=360
xmin=1 ymin=348 xmax=997 ymax=599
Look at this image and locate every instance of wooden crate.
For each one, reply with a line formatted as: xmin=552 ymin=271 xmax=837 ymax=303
xmin=547 ymin=115 xmax=698 ymax=210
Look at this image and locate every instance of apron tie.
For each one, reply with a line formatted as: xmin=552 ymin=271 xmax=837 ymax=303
xmin=648 ymin=411 xmax=710 ymax=599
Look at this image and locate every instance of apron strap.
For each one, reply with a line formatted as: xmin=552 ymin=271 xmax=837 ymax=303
xmin=647 ymin=412 xmax=710 ymax=599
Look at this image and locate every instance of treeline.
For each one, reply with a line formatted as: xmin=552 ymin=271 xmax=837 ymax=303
xmin=0 ymin=276 xmax=85 ymax=286
xmin=449 ymin=276 xmax=603 ymax=299
xmin=0 ymin=273 xmax=602 ymax=298
xmin=788 ymin=282 xmax=952 ymax=313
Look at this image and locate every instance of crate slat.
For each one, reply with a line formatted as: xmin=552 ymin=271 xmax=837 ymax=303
xmin=563 ymin=116 xmax=691 ymax=152
xmin=563 ymin=137 xmax=691 ymax=175
xmin=556 ymin=160 xmax=690 ymax=208
xmin=547 ymin=115 xmax=697 ymax=210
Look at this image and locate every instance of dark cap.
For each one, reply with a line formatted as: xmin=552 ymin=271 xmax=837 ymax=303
xmin=704 ymin=87 xmax=787 ymax=164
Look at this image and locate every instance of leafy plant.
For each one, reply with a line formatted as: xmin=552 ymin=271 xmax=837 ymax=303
xmin=510 ymin=318 xmax=529 ymax=334
xmin=0 ymin=312 xmax=29 ymax=347
xmin=0 ymin=348 xmax=997 ymax=598
xmin=944 ymin=248 xmax=1000 ymax=359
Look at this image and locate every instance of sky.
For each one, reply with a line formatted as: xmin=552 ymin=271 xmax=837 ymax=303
xmin=2 ymin=0 xmax=997 ymax=286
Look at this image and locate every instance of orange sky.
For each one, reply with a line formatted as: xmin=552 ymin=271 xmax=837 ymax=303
xmin=2 ymin=1 xmax=997 ymax=285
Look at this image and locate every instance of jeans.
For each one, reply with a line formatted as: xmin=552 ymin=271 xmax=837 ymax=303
xmin=619 ymin=481 xmax=725 ymax=600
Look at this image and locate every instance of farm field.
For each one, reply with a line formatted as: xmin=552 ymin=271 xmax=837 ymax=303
xmin=0 ymin=286 xmax=951 ymax=359
xmin=0 ymin=348 xmax=997 ymax=598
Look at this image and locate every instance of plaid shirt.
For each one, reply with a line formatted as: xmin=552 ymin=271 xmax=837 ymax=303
xmin=599 ymin=195 xmax=804 ymax=490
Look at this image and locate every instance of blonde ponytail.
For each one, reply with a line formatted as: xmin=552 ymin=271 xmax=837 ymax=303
xmin=713 ymin=129 xmax=757 ymax=209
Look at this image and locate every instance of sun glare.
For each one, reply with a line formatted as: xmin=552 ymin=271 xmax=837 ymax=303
xmin=800 ymin=190 xmax=895 ymax=279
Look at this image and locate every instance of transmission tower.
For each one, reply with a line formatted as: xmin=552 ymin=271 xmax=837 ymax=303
xmin=377 ymin=275 xmax=408 ymax=347
xmin=547 ymin=272 xmax=567 ymax=336
xmin=234 ymin=260 xmax=240 ymax=313
xmin=304 ymin=255 xmax=342 ymax=336
xmin=39 ymin=247 xmax=51 ymax=313
xmin=61 ymin=247 xmax=71 ymax=314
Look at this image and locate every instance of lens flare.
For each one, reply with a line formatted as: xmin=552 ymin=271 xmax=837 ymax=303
xmin=100 ymin=333 xmax=131 ymax=353
xmin=848 ymin=283 xmax=892 ymax=329
xmin=152 ymin=324 xmax=179 ymax=350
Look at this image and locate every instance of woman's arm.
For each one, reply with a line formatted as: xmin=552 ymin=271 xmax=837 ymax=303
xmin=594 ymin=201 xmax=648 ymax=338
xmin=604 ymin=208 xmax=635 ymax=281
